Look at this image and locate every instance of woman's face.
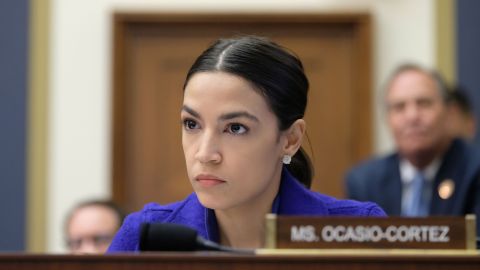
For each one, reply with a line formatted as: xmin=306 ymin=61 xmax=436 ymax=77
xmin=181 ymin=71 xmax=286 ymax=211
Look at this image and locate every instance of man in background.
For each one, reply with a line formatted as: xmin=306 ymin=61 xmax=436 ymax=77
xmin=345 ymin=64 xmax=480 ymax=233
xmin=65 ymin=199 xmax=125 ymax=254
xmin=446 ymin=88 xmax=476 ymax=141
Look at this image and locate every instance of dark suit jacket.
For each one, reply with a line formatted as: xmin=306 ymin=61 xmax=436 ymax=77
xmin=346 ymin=139 xmax=480 ymax=233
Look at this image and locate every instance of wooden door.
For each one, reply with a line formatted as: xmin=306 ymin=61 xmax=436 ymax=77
xmin=112 ymin=14 xmax=372 ymax=212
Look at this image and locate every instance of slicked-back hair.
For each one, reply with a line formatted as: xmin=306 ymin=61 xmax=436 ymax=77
xmin=183 ymin=36 xmax=313 ymax=188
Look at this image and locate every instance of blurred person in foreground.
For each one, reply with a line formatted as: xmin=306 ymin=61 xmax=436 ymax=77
xmin=346 ymin=64 xmax=480 ymax=234
xmin=65 ymin=199 xmax=125 ymax=254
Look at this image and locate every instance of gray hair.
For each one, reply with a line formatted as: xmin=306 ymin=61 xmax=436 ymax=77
xmin=383 ymin=63 xmax=450 ymax=104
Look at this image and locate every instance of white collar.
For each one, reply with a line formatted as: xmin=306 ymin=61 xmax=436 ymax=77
xmin=399 ymin=157 xmax=442 ymax=184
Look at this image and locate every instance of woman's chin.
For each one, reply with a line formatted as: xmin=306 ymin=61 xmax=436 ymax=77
xmin=196 ymin=193 xmax=228 ymax=210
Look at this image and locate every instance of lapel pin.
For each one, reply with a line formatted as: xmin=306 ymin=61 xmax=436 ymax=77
xmin=438 ymin=179 xmax=455 ymax=200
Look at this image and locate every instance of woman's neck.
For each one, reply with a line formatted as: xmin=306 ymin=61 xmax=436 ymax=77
xmin=214 ymin=170 xmax=282 ymax=249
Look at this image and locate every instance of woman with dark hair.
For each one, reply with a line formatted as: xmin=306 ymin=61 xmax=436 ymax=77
xmin=108 ymin=36 xmax=385 ymax=252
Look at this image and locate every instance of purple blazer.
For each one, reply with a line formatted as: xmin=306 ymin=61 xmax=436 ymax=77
xmin=108 ymin=168 xmax=386 ymax=252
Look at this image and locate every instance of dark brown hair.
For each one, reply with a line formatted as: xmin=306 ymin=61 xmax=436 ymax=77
xmin=184 ymin=36 xmax=313 ymax=188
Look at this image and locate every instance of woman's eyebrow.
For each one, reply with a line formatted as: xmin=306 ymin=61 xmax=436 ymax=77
xmin=219 ymin=111 xmax=259 ymax=122
xmin=181 ymin=105 xmax=201 ymax=119
xmin=182 ymin=105 xmax=259 ymax=122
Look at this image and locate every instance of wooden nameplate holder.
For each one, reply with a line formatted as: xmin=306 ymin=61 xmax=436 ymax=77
xmin=264 ymin=214 xmax=476 ymax=250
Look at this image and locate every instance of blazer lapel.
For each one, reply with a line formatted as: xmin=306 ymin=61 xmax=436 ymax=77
xmin=276 ymin=168 xmax=329 ymax=216
xmin=430 ymin=139 xmax=465 ymax=215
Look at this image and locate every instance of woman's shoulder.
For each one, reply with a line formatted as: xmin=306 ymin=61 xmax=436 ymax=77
xmin=139 ymin=200 xmax=186 ymax=221
xmin=107 ymin=193 xmax=201 ymax=252
xmin=136 ymin=192 xmax=206 ymax=222
xmin=279 ymin=169 xmax=386 ymax=217
xmin=319 ymin=194 xmax=387 ymax=217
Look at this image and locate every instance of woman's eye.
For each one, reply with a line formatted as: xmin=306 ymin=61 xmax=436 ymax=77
xmin=183 ymin=119 xmax=199 ymax=130
xmin=226 ymin=123 xmax=248 ymax=135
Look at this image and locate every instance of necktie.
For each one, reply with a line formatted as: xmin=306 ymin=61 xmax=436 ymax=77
xmin=403 ymin=172 xmax=430 ymax=216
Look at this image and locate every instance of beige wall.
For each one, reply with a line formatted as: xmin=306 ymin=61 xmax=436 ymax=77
xmin=46 ymin=0 xmax=436 ymax=252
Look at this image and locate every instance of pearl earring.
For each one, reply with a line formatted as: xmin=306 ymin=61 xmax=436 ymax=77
xmin=282 ymin=155 xmax=292 ymax=165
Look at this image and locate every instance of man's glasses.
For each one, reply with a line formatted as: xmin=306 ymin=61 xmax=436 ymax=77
xmin=66 ymin=234 xmax=114 ymax=251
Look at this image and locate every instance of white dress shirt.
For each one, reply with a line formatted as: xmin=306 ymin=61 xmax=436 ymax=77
xmin=399 ymin=158 xmax=441 ymax=215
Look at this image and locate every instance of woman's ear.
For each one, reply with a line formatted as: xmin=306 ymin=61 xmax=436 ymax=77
xmin=283 ymin=119 xmax=306 ymax=155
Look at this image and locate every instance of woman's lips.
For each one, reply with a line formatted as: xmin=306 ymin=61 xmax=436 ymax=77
xmin=195 ymin=174 xmax=226 ymax=187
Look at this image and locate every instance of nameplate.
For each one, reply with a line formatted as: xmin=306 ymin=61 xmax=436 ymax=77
xmin=265 ymin=214 xmax=476 ymax=250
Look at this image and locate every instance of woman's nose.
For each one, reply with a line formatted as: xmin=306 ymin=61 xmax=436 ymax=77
xmin=195 ymin=132 xmax=222 ymax=164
